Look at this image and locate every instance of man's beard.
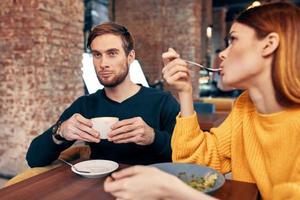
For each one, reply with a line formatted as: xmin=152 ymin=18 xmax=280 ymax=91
xmin=97 ymin=63 xmax=129 ymax=88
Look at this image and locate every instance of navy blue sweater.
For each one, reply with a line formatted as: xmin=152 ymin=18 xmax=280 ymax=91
xmin=26 ymin=86 xmax=180 ymax=167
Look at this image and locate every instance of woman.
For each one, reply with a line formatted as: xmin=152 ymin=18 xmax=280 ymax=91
xmin=104 ymin=2 xmax=300 ymax=200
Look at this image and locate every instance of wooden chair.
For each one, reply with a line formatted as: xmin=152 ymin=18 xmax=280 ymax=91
xmin=4 ymin=145 xmax=90 ymax=187
xmin=195 ymin=97 xmax=234 ymax=112
xmin=193 ymin=102 xmax=215 ymax=114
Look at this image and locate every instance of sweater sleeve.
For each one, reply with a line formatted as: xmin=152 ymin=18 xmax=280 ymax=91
xmin=26 ymin=96 xmax=86 ymax=167
xmin=172 ymin=110 xmax=233 ymax=174
xmin=272 ymin=158 xmax=300 ymax=200
xmin=148 ymin=92 xmax=180 ymax=162
xmin=26 ymin=126 xmax=73 ymax=167
xmin=171 ymin=93 xmax=251 ymax=173
xmin=272 ymin=182 xmax=300 ymax=200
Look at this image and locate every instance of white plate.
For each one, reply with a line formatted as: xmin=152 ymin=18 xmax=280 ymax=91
xmin=71 ymin=160 xmax=119 ymax=178
xmin=151 ymin=163 xmax=225 ymax=194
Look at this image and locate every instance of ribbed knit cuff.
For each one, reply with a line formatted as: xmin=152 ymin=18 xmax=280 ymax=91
xmin=172 ymin=112 xmax=202 ymax=163
xmin=175 ymin=112 xmax=200 ymax=137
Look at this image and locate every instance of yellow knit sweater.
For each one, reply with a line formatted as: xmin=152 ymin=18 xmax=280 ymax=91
xmin=172 ymin=92 xmax=300 ymax=200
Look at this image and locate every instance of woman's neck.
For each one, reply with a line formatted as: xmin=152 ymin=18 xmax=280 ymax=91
xmin=246 ymin=57 xmax=284 ymax=114
xmin=248 ymin=84 xmax=284 ymax=114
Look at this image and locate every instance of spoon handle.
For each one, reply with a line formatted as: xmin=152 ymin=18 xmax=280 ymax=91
xmin=58 ymin=158 xmax=91 ymax=173
xmin=58 ymin=158 xmax=73 ymax=167
xmin=184 ymin=60 xmax=221 ymax=72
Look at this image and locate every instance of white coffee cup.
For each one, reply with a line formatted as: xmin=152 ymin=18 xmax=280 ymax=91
xmin=91 ymin=117 xmax=119 ymax=139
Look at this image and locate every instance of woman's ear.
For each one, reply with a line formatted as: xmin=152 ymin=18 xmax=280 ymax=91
xmin=262 ymin=32 xmax=279 ymax=57
xmin=127 ymin=50 xmax=135 ymax=64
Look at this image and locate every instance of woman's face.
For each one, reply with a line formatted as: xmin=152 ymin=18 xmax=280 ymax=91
xmin=219 ymin=22 xmax=267 ymax=89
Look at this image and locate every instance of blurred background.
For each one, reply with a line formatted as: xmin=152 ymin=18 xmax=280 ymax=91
xmin=1 ymin=0 xmax=299 ymax=182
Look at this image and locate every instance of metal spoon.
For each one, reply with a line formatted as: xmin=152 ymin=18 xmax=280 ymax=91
xmin=59 ymin=158 xmax=91 ymax=173
xmin=184 ymin=59 xmax=222 ymax=72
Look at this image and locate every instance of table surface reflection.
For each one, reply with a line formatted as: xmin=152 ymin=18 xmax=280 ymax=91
xmin=197 ymin=112 xmax=229 ymax=130
xmin=0 ymin=163 xmax=259 ymax=200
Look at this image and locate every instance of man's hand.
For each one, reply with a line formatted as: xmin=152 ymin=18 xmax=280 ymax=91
xmin=107 ymin=117 xmax=155 ymax=145
xmin=58 ymin=113 xmax=100 ymax=143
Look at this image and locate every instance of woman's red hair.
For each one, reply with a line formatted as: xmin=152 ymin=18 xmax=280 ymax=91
xmin=237 ymin=2 xmax=300 ymax=106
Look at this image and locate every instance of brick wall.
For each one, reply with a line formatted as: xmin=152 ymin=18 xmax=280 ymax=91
xmin=212 ymin=7 xmax=227 ymax=53
xmin=111 ymin=0 xmax=210 ymax=98
xmin=0 ymin=0 xmax=84 ymax=176
xmin=201 ymin=0 xmax=212 ymax=68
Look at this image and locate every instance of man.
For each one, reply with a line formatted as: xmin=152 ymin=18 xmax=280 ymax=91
xmin=26 ymin=22 xmax=179 ymax=167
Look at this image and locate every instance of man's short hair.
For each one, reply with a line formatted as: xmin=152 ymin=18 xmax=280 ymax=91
xmin=87 ymin=22 xmax=134 ymax=55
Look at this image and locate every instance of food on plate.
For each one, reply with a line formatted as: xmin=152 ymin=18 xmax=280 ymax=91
xmin=178 ymin=172 xmax=218 ymax=191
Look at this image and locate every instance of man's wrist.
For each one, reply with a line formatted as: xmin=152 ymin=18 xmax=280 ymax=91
xmin=52 ymin=121 xmax=67 ymax=144
xmin=149 ymin=128 xmax=155 ymax=144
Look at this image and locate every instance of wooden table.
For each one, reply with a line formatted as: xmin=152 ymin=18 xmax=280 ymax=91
xmin=0 ymin=163 xmax=259 ymax=200
xmin=197 ymin=112 xmax=229 ymax=131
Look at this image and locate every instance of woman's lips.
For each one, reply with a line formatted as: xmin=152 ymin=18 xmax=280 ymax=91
xmin=219 ymin=66 xmax=224 ymax=76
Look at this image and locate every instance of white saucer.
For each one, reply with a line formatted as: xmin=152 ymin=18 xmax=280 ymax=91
xmin=71 ymin=160 xmax=119 ymax=178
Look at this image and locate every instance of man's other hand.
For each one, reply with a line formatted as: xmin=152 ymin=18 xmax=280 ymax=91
xmin=108 ymin=117 xmax=155 ymax=145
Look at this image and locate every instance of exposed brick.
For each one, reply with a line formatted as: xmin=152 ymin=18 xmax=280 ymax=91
xmin=112 ymin=0 xmax=211 ymax=98
xmin=212 ymin=7 xmax=227 ymax=53
xmin=0 ymin=0 xmax=84 ymax=176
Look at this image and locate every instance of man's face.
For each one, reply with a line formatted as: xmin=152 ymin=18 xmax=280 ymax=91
xmin=90 ymin=34 xmax=134 ymax=88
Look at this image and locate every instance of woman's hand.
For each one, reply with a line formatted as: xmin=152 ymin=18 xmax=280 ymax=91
xmin=104 ymin=166 xmax=174 ymax=200
xmin=104 ymin=166 xmax=218 ymax=200
xmin=162 ymin=48 xmax=193 ymax=94
xmin=162 ymin=48 xmax=194 ymax=117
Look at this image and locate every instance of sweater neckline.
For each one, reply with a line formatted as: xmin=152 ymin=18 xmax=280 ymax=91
xmin=100 ymin=86 xmax=144 ymax=105
xmin=241 ymin=91 xmax=300 ymax=124
xmin=254 ymin=107 xmax=300 ymax=125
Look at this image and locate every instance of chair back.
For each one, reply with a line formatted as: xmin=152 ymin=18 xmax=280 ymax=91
xmin=193 ymin=102 xmax=215 ymax=114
